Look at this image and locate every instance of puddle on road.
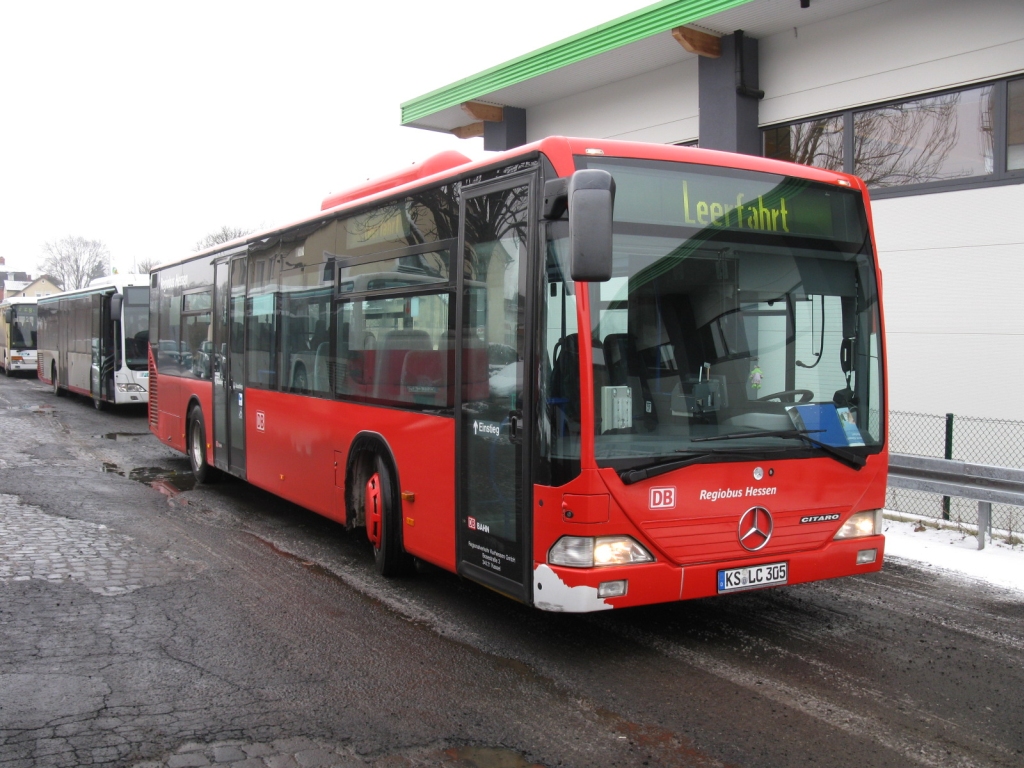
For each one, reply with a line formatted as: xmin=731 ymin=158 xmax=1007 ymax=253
xmin=445 ymin=746 xmax=545 ymax=768
xmin=95 ymin=432 xmax=151 ymax=441
xmin=100 ymin=464 xmax=197 ymax=495
xmin=129 ymin=466 xmax=197 ymax=495
xmin=3 ymin=404 xmax=56 ymax=415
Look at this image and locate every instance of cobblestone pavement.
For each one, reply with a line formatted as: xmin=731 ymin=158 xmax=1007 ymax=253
xmin=0 ymin=494 xmax=195 ymax=596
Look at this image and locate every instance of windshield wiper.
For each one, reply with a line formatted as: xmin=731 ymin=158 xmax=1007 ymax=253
xmin=691 ymin=429 xmax=866 ymax=470
xmin=619 ymin=449 xmax=777 ymax=485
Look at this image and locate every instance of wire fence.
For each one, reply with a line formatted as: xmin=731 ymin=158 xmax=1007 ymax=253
xmin=887 ymin=410 xmax=1024 ymax=540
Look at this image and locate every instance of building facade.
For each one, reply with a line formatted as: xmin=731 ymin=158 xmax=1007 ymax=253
xmin=401 ymin=0 xmax=1024 ymax=420
xmin=6 ymin=276 xmax=61 ymax=299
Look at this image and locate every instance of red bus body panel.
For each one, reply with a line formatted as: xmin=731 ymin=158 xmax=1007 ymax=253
xmin=243 ymin=390 xmax=457 ymax=571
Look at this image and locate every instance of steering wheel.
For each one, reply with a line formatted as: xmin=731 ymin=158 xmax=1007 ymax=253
xmin=758 ymin=389 xmax=814 ymax=403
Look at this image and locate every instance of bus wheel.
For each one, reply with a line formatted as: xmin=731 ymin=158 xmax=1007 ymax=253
xmin=188 ymin=406 xmax=218 ymax=484
xmin=367 ymin=455 xmax=414 ymax=577
xmin=93 ymin=397 xmax=105 ymax=411
xmin=52 ymin=366 xmax=65 ymax=397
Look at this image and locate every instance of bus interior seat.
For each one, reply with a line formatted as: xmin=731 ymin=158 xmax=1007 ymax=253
xmin=550 ymin=333 xmax=581 ymax=426
xmin=461 ymin=335 xmax=489 ymax=402
xmin=312 ymin=342 xmax=331 ymax=394
xmin=603 ymin=333 xmax=658 ymax=430
xmin=375 ymin=329 xmax=432 ymax=401
xmin=400 ymin=350 xmax=447 ymax=406
xmin=310 ymin=318 xmax=328 ymax=350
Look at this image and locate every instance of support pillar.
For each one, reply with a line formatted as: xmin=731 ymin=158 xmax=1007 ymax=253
xmin=484 ymin=107 xmax=527 ymax=151
xmin=698 ymin=30 xmax=762 ymax=155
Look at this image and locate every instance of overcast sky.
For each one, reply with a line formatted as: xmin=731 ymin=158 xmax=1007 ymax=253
xmin=0 ymin=0 xmax=653 ymax=277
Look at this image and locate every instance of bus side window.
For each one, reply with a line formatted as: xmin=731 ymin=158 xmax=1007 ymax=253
xmin=538 ymin=233 xmax=581 ymax=486
xmin=334 ymin=292 xmax=452 ymax=409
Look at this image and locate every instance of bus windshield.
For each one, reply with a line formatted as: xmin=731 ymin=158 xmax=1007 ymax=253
xmin=122 ymin=286 xmax=150 ymax=371
xmin=10 ymin=305 xmax=37 ymax=350
xmin=575 ymin=158 xmax=883 ymax=466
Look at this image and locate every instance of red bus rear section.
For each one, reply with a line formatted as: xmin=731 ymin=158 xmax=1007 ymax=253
xmin=149 ymin=136 xmax=887 ymax=612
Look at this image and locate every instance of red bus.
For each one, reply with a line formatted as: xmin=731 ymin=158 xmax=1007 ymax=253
xmin=149 ymin=137 xmax=887 ymax=612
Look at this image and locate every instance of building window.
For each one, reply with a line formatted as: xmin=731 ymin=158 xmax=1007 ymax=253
xmin=1009 ymin=78 xmax=1024 ymax=171
xmin=763 ymin=115 xmax=844 ymax=171
xmin=762 ymin=77 xmax=1022 ymax=197
xmin=853 ymin=85 xmax=994 ymax=188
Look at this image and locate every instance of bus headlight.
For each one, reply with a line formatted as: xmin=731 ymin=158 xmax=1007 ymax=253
xmin=548 ymin=536 xmax=655 ymax=568
xmin=116 ymin=383 xmax=147 ymax=393
xmin=834 ymin=509 xmax=882 ymax=539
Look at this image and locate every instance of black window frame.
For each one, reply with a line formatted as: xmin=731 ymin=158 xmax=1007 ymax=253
xmin=762 ymin=76 xmax=1024 ymax=199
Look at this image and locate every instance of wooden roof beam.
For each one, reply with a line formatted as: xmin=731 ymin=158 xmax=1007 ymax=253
xmin=451 ymin=122 xmax=485 ymax=139
xmin=461 ymin=101 xmax=504 ymax=123
xmin=671 ymin=26 xmax=721 ymax=58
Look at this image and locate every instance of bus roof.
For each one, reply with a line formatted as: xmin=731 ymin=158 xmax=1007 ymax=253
xmin=154 ymin=136 xmax=868 ymax=273
xmin=0 ymin=296 xmax=39 ymax=307
xmin=36 ymin=274 xmax=150 ymax=305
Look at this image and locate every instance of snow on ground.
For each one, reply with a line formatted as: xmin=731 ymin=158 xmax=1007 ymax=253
xmin=882 ymin=515 xmax=1024 ymax=596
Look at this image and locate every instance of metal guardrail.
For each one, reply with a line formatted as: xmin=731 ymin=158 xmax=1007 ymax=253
xmin=888 ymin=453 xmax=1024 ymax=550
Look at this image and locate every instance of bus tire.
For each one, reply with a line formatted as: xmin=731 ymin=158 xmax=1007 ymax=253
xmin=187 ymin=406 xmax=218 ymax=484
xmin=52 ymin=365 xmax=65 ymax=397
xmin=93 ymin=397 xmax=105 ymax=411
xmin=369 ymin=454 xmax=414 ymax=577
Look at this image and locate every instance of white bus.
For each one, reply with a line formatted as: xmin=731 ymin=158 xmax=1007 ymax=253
xmin=0 ymin=296 xmax=38 ymax=376
xmin=38 ymin=274 xmax=150 ymax=408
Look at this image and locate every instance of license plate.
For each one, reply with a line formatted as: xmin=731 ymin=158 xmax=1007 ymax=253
xmin=717 ymin=561 xmax=788 ymax=593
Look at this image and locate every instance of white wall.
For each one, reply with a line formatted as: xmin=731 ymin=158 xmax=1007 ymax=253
xmin=759 ymin=0 xmax=1024 ymax=125
xmin=872 ymin=184 xmax=1024 ymax=420
xmin=524 ymin=0 xmax=1024 ymax=422
xmin=527 ymin=58 xmax=699 ymax=144
xmin=528 ymin=0 xmax=1024 ymax=141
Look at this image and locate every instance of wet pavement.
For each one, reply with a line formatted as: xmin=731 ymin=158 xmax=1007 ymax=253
xmin=1 ymin=376 xmax=1023 ymax=768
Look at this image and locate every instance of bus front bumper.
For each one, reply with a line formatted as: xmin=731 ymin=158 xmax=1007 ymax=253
xmin=534 ymin=535 xmax=885 ymax=612
xmin=7 ymin=355 xmax=36 ymax=371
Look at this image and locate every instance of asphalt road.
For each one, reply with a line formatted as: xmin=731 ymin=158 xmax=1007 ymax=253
xmin=0 ymin=374 xmax=1021 ymax=768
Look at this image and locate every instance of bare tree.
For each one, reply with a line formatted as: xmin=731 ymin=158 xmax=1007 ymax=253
xmin=194 ymin=226 xmax=253 ymax=252
xmin=39 ymin=236 xmax=109 ymax=291
xmin=132 ymin=256 xmax=160 ymax=274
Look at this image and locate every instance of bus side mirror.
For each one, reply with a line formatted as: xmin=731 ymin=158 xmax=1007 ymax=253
xmin=568 ymin=169 xmax=615 ymax=283
xmin=3 ymin=309 xmax=11 ymax=324
xmin=109 ymin=294 xmax=123 ymax=322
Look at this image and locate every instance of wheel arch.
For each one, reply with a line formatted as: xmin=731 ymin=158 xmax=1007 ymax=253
xmin=186 ymin=395 xmax=208 ymax=461
xmin=345 ymin=431 xmax=401 ymax=531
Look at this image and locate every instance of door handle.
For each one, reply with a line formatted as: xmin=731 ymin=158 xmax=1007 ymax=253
xmin=508 ymin=411 xmax=523 ymax=444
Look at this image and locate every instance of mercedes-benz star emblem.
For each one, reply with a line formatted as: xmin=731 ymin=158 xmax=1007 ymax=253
xmin=738 ymin=506 xmax=773 ymax=551
xmin=753 ymin=466 xmax=764 ymax=480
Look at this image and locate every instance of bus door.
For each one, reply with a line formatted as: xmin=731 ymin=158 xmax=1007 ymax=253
xmin=213 ymin=255 xmax=247 ymax=478
xmin=455 ymin=173 xmax=537 ymax=603
xmin=90 ymin=292 xmax=114 ymax=403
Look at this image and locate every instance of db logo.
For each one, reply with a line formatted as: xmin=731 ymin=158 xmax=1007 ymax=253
xmin=650 ymin=487 xmax=676 ymax=509
xmin=255 ymin=411 xmax=266 ymax=432
xmin=468 ymin=516 xmax=477 ymax=530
